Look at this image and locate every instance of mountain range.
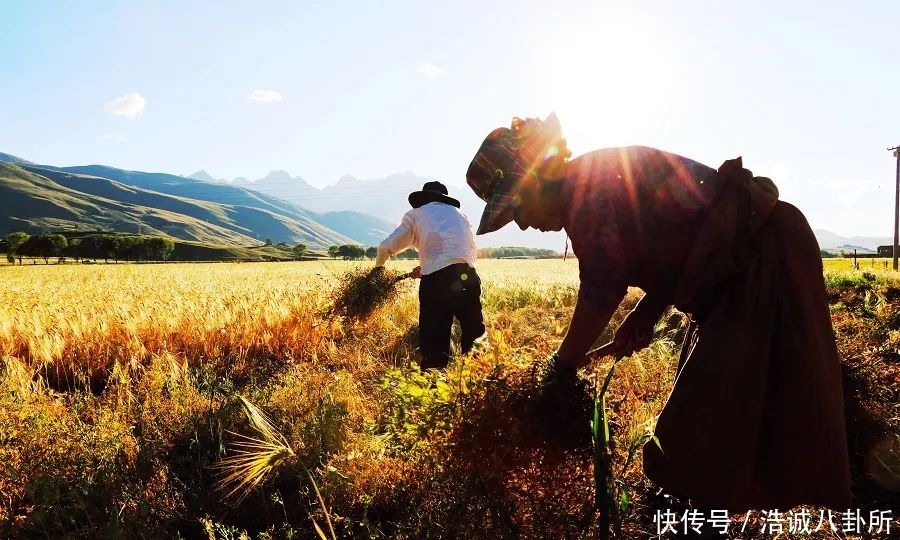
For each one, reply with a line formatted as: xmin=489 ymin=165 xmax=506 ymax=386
xmin=0 ymin=150 xmax=892 ymax=253
xmin=189 ymin=169 xmax=435 ymax=220
xmin=810 ymin=229 xmax=892 ymax=253
xmin=186 ymin=169 xmax=570 ymax=250
xmin=0 ymin=153 xmax=394 ymax=249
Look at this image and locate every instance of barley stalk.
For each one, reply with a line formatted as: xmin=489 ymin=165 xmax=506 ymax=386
xmin=215 ymin=396 xmax=295 ymax=501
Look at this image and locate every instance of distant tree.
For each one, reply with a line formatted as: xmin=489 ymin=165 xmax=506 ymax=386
xmin=6 ymin=253 xmax=15 ymax=264
xmin=7 ymin=232 xmax=29 ymax=265
xmin=337 ymin=244 xmax=366 ymax=260
xmin=131 ymin=237 xmax=150 ymax=261
xmin=160 ymin=237 xmax=175 ymax=261
xmin=397 ymin=248 xmax=418 ymax=260
xmin=76 ymin=234 xmax=120 ymax=263
xmin=21 ymin=234 xmax=67 ymax=264
xmin=328 ymin=245 xmax=340 ymax=259
xmin=264 ymin=238 xmax=273 ymax=246
xmin=63 ymin=238 xmax=82 ymax=262
xmin=102 ymin=235 xmax=121 ymax=263
xmin=365 ymin=246 xmax=377 ymax=259
xmin=47 ymin=234 xmax=67 ymax=263
xmin=292 ymin=244 xmax=308 ymax=259
xmin=115 ymin=236 xmax=136 ymax=262
xmin=77 ymin=235 xmax=103 ymax=261
xmin=145 ymin=237 xmax=175 ymax=261
xmin=486 ymin=246 xmax=557 ymax=258
xmin=140 ymin=237 xmax=153 ymax=260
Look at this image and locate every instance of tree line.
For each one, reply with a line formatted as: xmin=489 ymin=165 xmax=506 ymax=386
xmin=5 ymin=232 xmax=175 ymax=264
xmin=319 ymin=245 xmax=418 ymax=260
xmin=476 ymin=246 xmax=559 ymax=258
xmin=4 ymin=233 xmax=560 ymax=265
xmin=319 ymin=244 xmax=558 ymax=260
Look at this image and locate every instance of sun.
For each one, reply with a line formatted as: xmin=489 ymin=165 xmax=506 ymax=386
xmin=533 ymin=19 xmax=682 ymax=154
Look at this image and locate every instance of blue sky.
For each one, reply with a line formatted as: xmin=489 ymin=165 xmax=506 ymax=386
xmin=1 ymin=0 xmax=899 ymax=236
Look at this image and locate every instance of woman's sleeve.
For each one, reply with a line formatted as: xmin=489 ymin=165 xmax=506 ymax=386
xmin=567 ymin=184 xmax=629 ymax=308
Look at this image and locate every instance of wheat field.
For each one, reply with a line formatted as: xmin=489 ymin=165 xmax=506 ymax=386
xmin=0 ymin=260 xmax=897 ymax=539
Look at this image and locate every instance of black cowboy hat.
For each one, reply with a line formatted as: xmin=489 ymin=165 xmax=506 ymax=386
xmin=408 ymin=181 xmax=461 ymax=209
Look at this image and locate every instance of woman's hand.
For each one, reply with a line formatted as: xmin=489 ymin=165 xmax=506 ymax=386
xmin=556 ymin=293 xmax=621 ymax=370
xmin=611 ymin=294 xmax=668 ymax=358
xmin=411 ymin=266 xmax=422 ymax=279
xmin=612 ymin=311 xmax=654 ymax=358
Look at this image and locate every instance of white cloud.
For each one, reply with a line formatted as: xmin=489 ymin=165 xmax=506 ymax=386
xmin=418 ymin=62 xmax=446 ymax=77
xmin=97 ymin=133 xmax=126 ymax=143
xmin=245 ymin=89 xmax=283 ymax=104
xmin=104 ymin=92 xmax=146 ymax=119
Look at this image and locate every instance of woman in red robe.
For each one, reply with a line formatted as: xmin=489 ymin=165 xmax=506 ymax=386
xmin=465 ymin=114 xmax=851 ymax=513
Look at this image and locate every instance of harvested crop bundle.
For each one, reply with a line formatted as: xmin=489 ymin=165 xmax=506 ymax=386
xmin=332 ymin=267 xmax=411 ymax=318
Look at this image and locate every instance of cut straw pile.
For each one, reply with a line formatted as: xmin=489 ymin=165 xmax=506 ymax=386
xmin=331 ymin=267 xmax=408 ymax=319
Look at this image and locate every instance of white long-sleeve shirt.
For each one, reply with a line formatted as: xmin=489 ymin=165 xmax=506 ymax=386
xmin=375 ymin=202 xmax=477 ymax=275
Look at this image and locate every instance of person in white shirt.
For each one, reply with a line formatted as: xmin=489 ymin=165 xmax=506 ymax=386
xmin=375 ymin=181 xmax=486 ymax=369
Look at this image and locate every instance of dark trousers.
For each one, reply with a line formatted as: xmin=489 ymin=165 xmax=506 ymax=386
xmin=418 ymin=263 xmax=486 ymax=369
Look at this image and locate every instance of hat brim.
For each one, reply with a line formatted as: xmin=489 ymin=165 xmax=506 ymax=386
xmin=476 ymin=191 xmax=516 ymax=235
xmin=408 ymin=191 xmax=460 ymax=209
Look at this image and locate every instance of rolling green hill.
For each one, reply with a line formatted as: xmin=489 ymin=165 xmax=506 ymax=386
xmin=0 ymin=163 xmax=356 ymax=248
xmin=49 ymin=164 xmax=382 ymax=242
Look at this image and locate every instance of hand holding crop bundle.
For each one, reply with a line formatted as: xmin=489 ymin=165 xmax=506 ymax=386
xmin=610 ymin=319 xmax=651 ymax=360
xmin=610 ymin=294 xmax=667 ymax=358
xmin=533 ymin=352 xmax=592 ymax=449
xmin=539 ymin=351 xmax=579 ymax=390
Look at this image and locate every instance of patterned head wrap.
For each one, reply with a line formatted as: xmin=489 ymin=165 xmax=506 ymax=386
xmin=466 ymin=114 xmax=570 ymax=235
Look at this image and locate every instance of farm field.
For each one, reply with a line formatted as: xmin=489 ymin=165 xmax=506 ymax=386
xmin=0 ymin=260 xmax=897 ymax=539
xmin=823 ymin=258 xmax=898 ymax=272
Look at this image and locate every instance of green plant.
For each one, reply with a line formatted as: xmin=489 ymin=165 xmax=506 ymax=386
xmin=375 ymin=362 xmax=483 ymax=454
xmin=592 ymin=360 xmax=662 ymax=539
xmin=592 ymin=364 xmax=616 ymax=540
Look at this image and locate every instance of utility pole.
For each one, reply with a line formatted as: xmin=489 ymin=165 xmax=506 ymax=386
xmin=890 ymin=145 xmax=900 ymax=271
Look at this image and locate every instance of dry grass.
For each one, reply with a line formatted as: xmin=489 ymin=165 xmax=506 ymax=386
xmin=0 ymin=259 xmax=896 ymax=539
xmin=330 ymin=266 xmax=410 ymax=319
xmin=216 ymin=396 xmax=296 ymax=501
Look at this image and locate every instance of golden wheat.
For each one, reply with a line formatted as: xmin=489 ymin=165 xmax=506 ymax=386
xmin=3 ymin=258 xmax=889 ymax=539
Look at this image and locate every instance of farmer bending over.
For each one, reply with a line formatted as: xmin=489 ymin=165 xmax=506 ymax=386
xmin=465 ymin=114 xmax=850 ymax=514
xmin=375 ymin=181 xmax=486 ymax=369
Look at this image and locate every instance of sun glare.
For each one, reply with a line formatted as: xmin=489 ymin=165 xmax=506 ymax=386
xmin=534 ymin=21 xmax=681 ymax=154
